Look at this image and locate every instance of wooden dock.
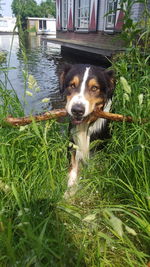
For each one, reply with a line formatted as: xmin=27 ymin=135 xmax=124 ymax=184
xmin=42 ymin=36 xmax=124 ymax=57
xmin=41 ymin=35 xmax=125 ymax=66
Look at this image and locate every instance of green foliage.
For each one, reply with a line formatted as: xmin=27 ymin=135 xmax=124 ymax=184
xmin=0 ymin=61 xmax=24 ymax=119
xmin=0 ymin=0 xmax=150 ymax=266
xmin=11 ymin=0 xmax=39 ymax=28
xmin=38 ymin=0 xmax=56 ymax=18
xmin=119 ymin=0 xmax=150 ymax=48
xmin=0 ymin=51 xmax=7 ymax=64
xmin=11 ymin=0 xmax=56 ymax=29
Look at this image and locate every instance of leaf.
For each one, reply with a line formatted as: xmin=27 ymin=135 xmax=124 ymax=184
xmin=26 ymin=90 xmax=33 ymax=97
xmin=28 ymin=74 xmax=38 ymax=90
xmin=125 ymin=225 xmax=137 ymax=236
xmin=125 ymin=18 xmax=133 ymax=28
xmin=28 ymin=74 xmax=40 ymax=92
xmin=123 ymin=93 xmax=130 ymax=102
xmin=42 ymin=98 xmax=50 ymax=103
xmin=109 ymin=215 xmax=123 ymax=237
xmin=58 ymin=205 xmax=81 ymax=220
xmin=138 ymin=94 xmax=143 ymax=106
xmin=83 ymin=213 xmax=96 ymax=223
xmin=0 ymin=180 xmax=10 ymax=193
xmin=12 ymin=183 xmax=22 ymax=210
xmin=120 ymin=77 xmax=131 ymax=94
xmin=31 ymin=119 xmax=42 ymax=139
xmin=19 ymin=125 xmax=28 ymax=132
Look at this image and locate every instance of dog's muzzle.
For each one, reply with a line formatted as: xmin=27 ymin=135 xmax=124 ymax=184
xmin=71 ymin=103 xmax=85 ymax=124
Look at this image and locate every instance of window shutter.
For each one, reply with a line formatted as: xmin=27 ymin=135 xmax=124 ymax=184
xmin=89 ymin=0 xmax=99 ymax=31
xmin=56 ymin=0 xmax=61 ymax=30
xmin=67 ymin=0 xmax=74 ymax=31
xmin=115 ymin=2 xmax=125 ymax=31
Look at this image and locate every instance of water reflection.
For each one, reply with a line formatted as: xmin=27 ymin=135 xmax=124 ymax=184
xmin=0 ymin=34 xmax=64 ymax=115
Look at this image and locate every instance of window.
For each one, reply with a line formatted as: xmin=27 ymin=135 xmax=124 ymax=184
xmin=76 ymin=0 xmax=90 ymax=30
xmin=43 ymin=20 xmax=46 ymax=30
xmin=105 ymin=0 xmax=117 ymax=30
xmin=39 ymin=20 xmax=47 ymax=30
xmin=62 ymin=0 xmax=68 ymax=29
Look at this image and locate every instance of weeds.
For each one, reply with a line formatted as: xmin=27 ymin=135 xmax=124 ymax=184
xmin=0 ymin=0 xmax=150 ymax=266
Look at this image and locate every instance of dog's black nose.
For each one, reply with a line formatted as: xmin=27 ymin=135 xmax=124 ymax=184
xmin=71 ymin=104 xmax=85 ymax=117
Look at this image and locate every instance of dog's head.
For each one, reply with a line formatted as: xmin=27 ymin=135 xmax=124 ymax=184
xmin=60 ymin=64 xmax=115 ymax=124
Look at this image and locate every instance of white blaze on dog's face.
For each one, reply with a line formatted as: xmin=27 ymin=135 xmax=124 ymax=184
xmin=60 ymin=64 xmax=115 ymax=124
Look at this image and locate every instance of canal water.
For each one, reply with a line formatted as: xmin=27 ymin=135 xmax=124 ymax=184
xmin=0 ymin=34 xmax=65 ymax=115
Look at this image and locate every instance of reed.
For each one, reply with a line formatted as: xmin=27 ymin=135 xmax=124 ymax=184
xmin=0 ymin=1 xmax=150 ymax=265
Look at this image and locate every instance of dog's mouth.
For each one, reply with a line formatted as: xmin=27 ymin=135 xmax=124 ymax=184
xmin=71 ymin=116 xmax=84 ymax=125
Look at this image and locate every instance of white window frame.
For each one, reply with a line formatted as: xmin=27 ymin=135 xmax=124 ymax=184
xmin=62 ymin=0 xmax=68 ymax=31
xmin=105 ymin=0 xmax=117 ymax=32
xmin=75 ymin=0 xmax=90 ymax=32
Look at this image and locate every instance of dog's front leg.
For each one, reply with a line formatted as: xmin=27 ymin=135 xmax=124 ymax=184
xmin=68 ymin=151 xmax=79 ymax=187
xmin=64 ymin=150 xmax=80 ymax=198
xmin=64 ymin=123 xmax=89 ymax=199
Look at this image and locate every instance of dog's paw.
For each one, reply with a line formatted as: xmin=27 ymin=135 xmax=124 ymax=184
xmin=63 ymin=186 xmax=77 ymax=199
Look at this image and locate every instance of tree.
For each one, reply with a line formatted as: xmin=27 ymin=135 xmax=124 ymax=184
xmin=11 ymin=0 xmax=56 ymax=24
xmin=11 ymin=0 xmax=41 ymax=17
xmin=39 ymin=0 xmax=56 ymax=18
xmin=11 ymin=0 xmax=41 ymax=28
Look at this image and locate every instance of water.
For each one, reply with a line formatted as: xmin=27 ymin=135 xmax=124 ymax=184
xmin=0 ymin=34 xmax=65 ymax=115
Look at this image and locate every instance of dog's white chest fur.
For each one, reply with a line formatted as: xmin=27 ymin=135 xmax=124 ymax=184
xmin=71 ymin=118 xmax=106 ymax=163
xmin=72 ymin=123 xmax=90 ymax=161
xmin=72 ymin=100 xmax=112 ymax=161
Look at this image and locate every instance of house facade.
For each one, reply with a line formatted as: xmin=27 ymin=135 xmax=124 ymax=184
xmin=55 ymin=0 xmax=149 ymax=56
xmin=0 ymin=17 xmax=18 ymax=33
xmin=27 ymin=17 xmax=56 ymax=36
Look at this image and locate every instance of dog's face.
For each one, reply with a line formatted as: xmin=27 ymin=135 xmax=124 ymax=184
xmin=60 ymin=64 xmax=115 ymax=124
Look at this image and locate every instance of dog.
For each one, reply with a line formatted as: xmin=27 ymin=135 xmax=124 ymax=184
xmin=60 ymin=64 xmax=115 ymax=197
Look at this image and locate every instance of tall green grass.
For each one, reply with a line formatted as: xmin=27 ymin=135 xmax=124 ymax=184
xmin=0 ymin=2 xmax=150 ymax=266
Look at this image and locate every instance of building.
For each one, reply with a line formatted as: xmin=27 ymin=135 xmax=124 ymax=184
xmin=56 ymin=0 xmax=148 ymax=34
xmin=26 ymin=17 xmax=56 ymax=36
xmin=44 ymin=0 xmax=149 ymax=64
xmin=0 ymin=17 xmax=18 ymax=33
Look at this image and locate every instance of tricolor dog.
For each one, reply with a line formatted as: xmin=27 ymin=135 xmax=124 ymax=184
xmin=60 ymin=64 xmax=115 ymax=197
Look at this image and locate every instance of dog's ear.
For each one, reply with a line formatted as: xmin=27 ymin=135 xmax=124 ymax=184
xmin=104 ymin=69 xmax=115 ymax=90
xmin=60 ymin=64 xmax=72 ymax=93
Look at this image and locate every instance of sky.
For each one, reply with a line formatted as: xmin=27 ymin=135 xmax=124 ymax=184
xmin=1 ymin=0 xmax=42 ymax=17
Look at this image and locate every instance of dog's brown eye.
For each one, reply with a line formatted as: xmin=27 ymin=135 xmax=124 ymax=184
xmin=91 ymin=86 xmax=99 ymax=92
xmin=70 ymin=83 xmax=76 ymax=89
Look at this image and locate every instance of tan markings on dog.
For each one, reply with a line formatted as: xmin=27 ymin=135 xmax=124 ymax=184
xmin=110 ymin=78 xmax=115 ymax=88
xmin=69 ymin=76 xmax=80 ymax=88
xmin=88 ymin=78 xmax=100 ymax=90
xmin=60 ymin=71 xmax=65 ymax=85
xmin=85 ymin=93 xmax=105 ymax=113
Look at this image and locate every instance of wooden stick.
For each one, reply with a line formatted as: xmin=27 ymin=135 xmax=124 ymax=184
xmin=93 ymin=109 xmax=133 ymax=123
xmin=3 ymin=108 xmax=137 ymax=127
xmin=5 ymin=109 xmax=67 ymax=126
